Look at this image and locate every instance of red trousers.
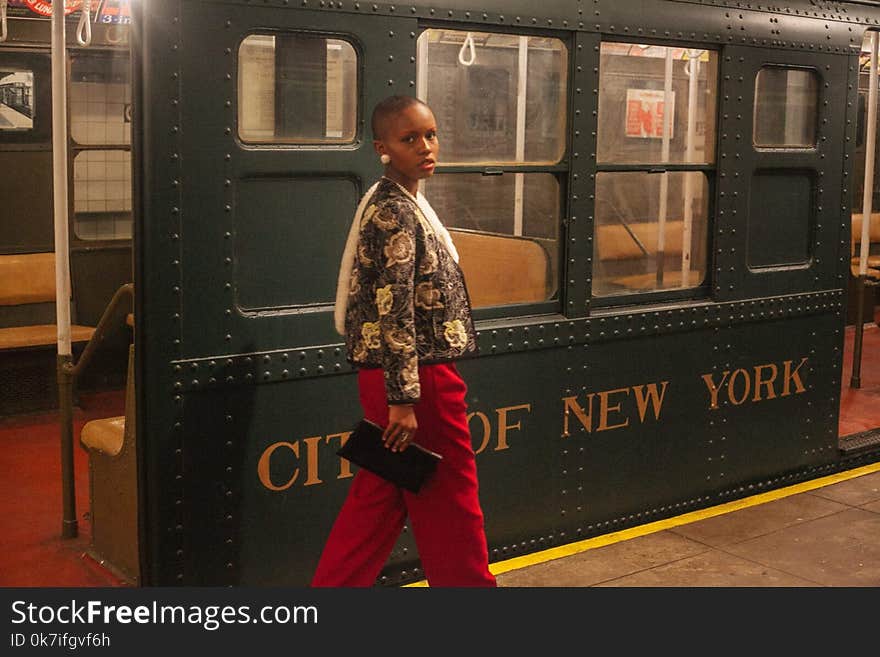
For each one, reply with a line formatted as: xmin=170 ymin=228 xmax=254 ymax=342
xmin=311 ymin=362 xmax=496 ymax=587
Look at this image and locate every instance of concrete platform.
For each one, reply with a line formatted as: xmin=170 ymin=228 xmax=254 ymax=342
xmin=493 ymin=465 xmax=880 ymax=587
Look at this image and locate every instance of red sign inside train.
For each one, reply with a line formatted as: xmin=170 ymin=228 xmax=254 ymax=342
xmin=24 ymin=0 xmax=85 ymax=16
xmin=8 ymin=0 xmax=130 ymax=22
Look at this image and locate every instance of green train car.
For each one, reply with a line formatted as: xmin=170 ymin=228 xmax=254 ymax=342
xmin=4 ymin=0 xmax=880 ymax=586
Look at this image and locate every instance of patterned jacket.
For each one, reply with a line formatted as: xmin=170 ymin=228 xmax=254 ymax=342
xmin=344 ymin=178 xmax=477 ymax=404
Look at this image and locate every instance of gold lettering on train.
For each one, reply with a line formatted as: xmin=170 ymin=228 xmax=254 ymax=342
xmin=561 ymin=393 xmax=595 ymax=437
xmin=728 ymin=369 xmax=751 ymax=405
xmin=258 ymin=433 xmax=356 ymax=492
xmin=782 ymin=357 xmax=808 ymax=396
xmin=753 ymin=363 xmax=778 ymax=401
xmin=496 ymin=404 xmax=531 ymax=451
xmin=301 ymin=436 xmax=324 ymax=486
xmin=469 ymin=411 xmax=492 ymax=455
xmin=562 ymin=381 xmax=668 ymax=436
xmin=468 ymin=403 xmax=532 ymax=454
xmin=597 ymin=388 xmax=630 ymax=432
xmin=326 ymin=432 xmax=355 ymax=480
xmin=632 ymin=382 xmax=669 ymax=422
xmin=701 ymin=358 xmax=808 ymax=410
xmin=257 ymin=441 xmax=300 ymax=491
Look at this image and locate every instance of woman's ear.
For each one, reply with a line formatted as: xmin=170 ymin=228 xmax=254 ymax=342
xmin=374 ymin=141 xmax=390 ymax=165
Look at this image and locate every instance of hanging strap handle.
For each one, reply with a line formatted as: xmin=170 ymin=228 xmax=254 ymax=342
xmin=76 ymin=0 xmax=92 ymax=47
xmin=458 ymin=32 xmax=475 ymax=66
xmin=1 ymin=0 xmax=9 ymax=44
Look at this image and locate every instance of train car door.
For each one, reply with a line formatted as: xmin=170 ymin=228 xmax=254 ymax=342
xmin=709 ymin=44 xmax=851 ymax=478
xmin=136 ymin=0 xmax=423 ymax=585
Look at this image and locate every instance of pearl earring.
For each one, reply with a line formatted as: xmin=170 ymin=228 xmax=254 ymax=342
xmin=380 ymin=154 xmax=391 ymax=165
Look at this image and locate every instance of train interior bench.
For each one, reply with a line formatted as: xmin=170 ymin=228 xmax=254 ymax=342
xmin=450 ymin=228 xmax=555 ymax=307
xmin=0 ymin=252 xmax=96 ymax=415
xmin=595 ymin=219 xmax=705 ymax=293
xmin=851 ymin=212 xmax=880 ymax=279
xmin=79 ymin=339 xmax=139 ymax=585
xmin=849 ymin=212 xmax=880 ymax=324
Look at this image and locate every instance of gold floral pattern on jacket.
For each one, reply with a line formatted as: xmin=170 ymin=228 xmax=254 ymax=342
xmin=344 ymin=178 xmax=477 ymax=404
xmin=384 ymin=231 xmax=414 ymax=268
xmin=415 ymin=282 xmax=444 ymax=310
xmin=443 ymin=319 xmax=469 ymax=349
xmin=376 ymin=285 xmax=394 ymax=316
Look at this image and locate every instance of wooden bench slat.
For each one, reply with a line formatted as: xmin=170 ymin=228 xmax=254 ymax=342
xmin=0 ymin=252 xmax=57 ymax=305
xmin=612 ymin=269 xmax=705 ymax=290
xmin=851 ymin=213 xmax=880 ymax=244
xmin=597 ymin=221 xmax=685 ymax=261
xmin=0 ymin=324 xmax=95 ymax=350
xmin=850 ymin=264 xmax=880 ymax=280
xmin=451 ymin=230 xmax=550 ymax=307
xmin=852 ymin=255 xmax=880 ymax=268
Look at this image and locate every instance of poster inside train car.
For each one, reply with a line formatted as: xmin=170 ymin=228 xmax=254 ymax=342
xmin=5 ymin=0 xmax=130 ymax=23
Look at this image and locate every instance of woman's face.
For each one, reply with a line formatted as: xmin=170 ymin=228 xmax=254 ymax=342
xmin=374 ymin=103 xmax=439 ymax=190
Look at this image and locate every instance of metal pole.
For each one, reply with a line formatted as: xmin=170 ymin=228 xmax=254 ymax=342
xmin=52 ymin=0 xmax=76 ymax=538
xmin=657 ymin=48 xmax=673 ymax=286
xmin=416 ymin=31 xmax=428 ymax=103
xmin=513 ymin=36 xmax=528 ymax=237
xmin=681 ymin=50 xmax=700 ymax=288
xmin=852 ymin=32 xmax=879 ymax=389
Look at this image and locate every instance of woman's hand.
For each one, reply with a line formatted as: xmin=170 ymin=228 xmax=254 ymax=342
xmin=384 ymin=403 xmax=418 ymax=452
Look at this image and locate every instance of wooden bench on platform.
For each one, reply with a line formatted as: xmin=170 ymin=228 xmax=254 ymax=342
xmin=0 ymin=252 xmax=96 ymax=415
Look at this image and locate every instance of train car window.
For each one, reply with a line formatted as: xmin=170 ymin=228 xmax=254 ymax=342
xmin=416 ymin=29 xmax=567 ymax=311
xmin=593 ymin=43 xmax=718 ymax=300
xmin=597 ymin=44 xmax=718 ymax=165
xmin=753 ymin=67 xmax=818 ymax=148
xmin=70 ymin=54 xmax=131 ymax=146
xmin=417 ymin=30 xmax=567 ymax=164
xmin=0 ymin=70 xmax=35 ymax=132
xmin=593 ymin=171 xmax=709 ymax=296
xmin=237 ymin=34 xmax=357 ymax=144
xmin=73 ymin=150 xmax=132 ymax=241
xmin=70 ymin=52 xmax=132 ymax=242
xmin=421 ymin=173 xmax=559 ymax=306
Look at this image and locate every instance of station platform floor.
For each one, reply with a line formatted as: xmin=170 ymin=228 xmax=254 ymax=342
xmin=488 ymin=462 xmax=880 ymax=587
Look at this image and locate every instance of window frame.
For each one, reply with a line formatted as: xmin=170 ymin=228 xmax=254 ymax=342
xmin=0 ymin=50 xmax=51 ymax=147
xmin=415 ymin=24 xmax=573 ymax=321
xmin=69 ymin=49 xmax=133 ymax=246
xmin=234 ymin=30 xmax=362 ymax=149
xmin=752 ymin=64 xmax=820 ymax=150
xmin=591 ymin=37 xmax=720 ymax=309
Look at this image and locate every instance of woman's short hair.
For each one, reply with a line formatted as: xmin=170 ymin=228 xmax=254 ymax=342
xmin=371 ymin=95 xmax=430 ymax=140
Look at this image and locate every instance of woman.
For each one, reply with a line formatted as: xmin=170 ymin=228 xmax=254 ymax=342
xmin=311 ymin=95 xmax=496 ymax=587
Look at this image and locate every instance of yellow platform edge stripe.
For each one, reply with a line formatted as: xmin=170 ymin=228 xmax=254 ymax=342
xmin=403 ymin=461 xmax=880 ymax=587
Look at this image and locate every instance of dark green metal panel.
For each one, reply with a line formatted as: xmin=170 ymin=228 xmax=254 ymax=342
xmin=177 ymin=3 xmax=418 ymax=356
xmin=138 ymin=0 xmax=421 ymax=585
xmin=234 ymin=177 xmax=358 ymax=310
xmin=168 ymin=306 xmax=842 ymax=586
xmin=748 ymin=171 xmax=815 ymax=267
xmin=715 ymin=47 xmax=847 ymax=301
xmin=0 ymin=151 xmax=54 ymax=253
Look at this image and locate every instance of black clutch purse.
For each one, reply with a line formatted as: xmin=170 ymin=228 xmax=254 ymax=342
xmin=337 ymin=418 xmax=442 ymax=493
